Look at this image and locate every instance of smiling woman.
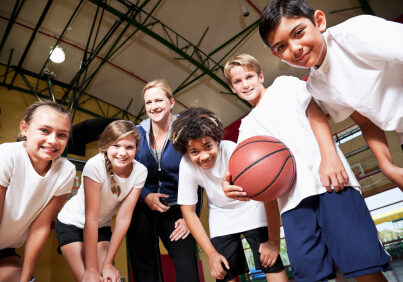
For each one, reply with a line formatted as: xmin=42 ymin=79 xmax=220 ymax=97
xmin=127 ymin=79 xmax=201 ymax=282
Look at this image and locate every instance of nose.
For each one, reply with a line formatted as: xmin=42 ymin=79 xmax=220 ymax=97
xmin=117 ymin=147 xmax=127 ymax=156
xmin=47 ymin=132 xmax=57 ymax=144
xmin=290 ymin=40 xmax=302 ymax=55
xmin=200 ymin=151 xmax=210 ymax=161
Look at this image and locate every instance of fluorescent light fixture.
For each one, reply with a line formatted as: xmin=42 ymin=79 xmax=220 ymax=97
xmin=49 ymin=46 xmax=65 ymax=63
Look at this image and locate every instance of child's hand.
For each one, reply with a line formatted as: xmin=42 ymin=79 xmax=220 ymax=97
xmin=208 ymin=251 xmax=230 ymax=280
xmin=169 ymin=218 xmax=191 ymax=241
xmin=259 ymin=240 xmax=280 ymax=268
xmin=82 ymin=269 xmax=102 ymax=282
xmin=144 ymin=193 xmax=170 ymax=212
xmin=222 ymin=170 xmax=250 ymax=201
xmin=101 ymin=264 xmax=120 ymax=282
xmin=319 ymin=155 xmax=349 ymax=192
xmin=382 ymin=164 xmax=403 ymax=189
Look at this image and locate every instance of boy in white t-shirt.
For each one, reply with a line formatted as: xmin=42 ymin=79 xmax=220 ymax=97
xmin=258 ymin=0 xmax=403 ymax=188
xmin=171 ymin=107 xmax=287 ymax=282
xmin=222 ymin=54 xmax=390 ymax=281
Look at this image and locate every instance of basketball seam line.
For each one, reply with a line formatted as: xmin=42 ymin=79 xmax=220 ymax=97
xmin=250 ymin=155 xmax=294 ymax=198
xmin=231 ymin=140 xmax=282 ymax=156
xmin=232 ymin=148 xmax=288 ymax=184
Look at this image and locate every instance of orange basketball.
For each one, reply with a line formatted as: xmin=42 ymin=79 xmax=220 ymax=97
xmin=229 ymin=136 xmax=296 ymax=201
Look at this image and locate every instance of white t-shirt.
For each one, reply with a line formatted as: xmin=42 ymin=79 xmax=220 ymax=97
xmin=177 ymin=140 xmax=267 ymax=238
xmin=58 ymin=153 xmax=147 ymax=229
xmin=307 ymin=15 xmax=403 ymax=144
xmin=239 ymin=76 xmax=360 ymax=214
xmin=0 ymin=142 xmax=75 ymax=249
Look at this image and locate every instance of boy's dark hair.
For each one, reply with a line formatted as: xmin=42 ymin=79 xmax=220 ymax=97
xmin=259 ymin=0 xmax=315 ymax=48
xmin=170 ymin=107 xmax=224 ymax=155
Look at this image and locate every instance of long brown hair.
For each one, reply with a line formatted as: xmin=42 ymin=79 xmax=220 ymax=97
xmin=98 ymin=120 xmax=140 ymax=197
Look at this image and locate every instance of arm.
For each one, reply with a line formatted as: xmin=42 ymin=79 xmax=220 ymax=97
xmin=0 ymin=185 xmax=6 ymax=224
xmin=306 ymin=99 xmax=349 ymax=192
xmin=222 ymin=168 xmax=250 ymax=201
xmin=20 ymin=194 xmax=67 ymax=282
xmin=350 ymin=111 xmax=403 ymax=188
xmin=259 ymin=200 xmax=281 ymax=268
xmin=101 ymin=187 xmax=142 ymax=282
xmin=181 ymin=205 xmax=229 ymax=280
xmin=83 ymin=176 xmax=103 ymax=282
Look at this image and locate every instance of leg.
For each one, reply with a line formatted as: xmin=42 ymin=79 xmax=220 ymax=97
xmin=0 ymin=255 xmax=22 ymax=282
xmin=60 ymin=242 xmax=85 ymax=282
xmin=318 ymin=188 xmax=391 ymax=279
xmin=265 ymin=271 xmax=288 ymax=282
xmin=158 ymin=206 xmax=199 ymax=282
xmin=210 ymin=233 xmax=249 ymax=282
xmin=356 ymin=272 xmax=387 ymax=282
xmin=127 ymin=202 xmax=162 ymax=282
xmin=281 ymin=195 xmax=335 ymax=281
xmin=243 ymin=227 xmax=287 ymax=282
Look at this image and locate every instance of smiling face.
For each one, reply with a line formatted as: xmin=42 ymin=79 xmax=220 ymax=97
xmin=229 ymin=66 xmax=265 ymax=107
xmin=20 ymin=106 xmax=70 ymax=172
xmin=267 ymin=11 xmax=327 ymax=69
xmin=106 ymin=134 xmax=137 ymax=174
xmin=186 ymin=136 xmax=218 ymax=170
xmin=143 ymin=87 xmax=175 ymax=124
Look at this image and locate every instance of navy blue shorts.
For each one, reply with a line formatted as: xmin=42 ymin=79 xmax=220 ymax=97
xmin=211 ymin=226 xmax=284 ymax=281
xmin=281 ymin=187 xmax=391 ymax=281
xmin=55 ymin=219 xmax=112 ymax=253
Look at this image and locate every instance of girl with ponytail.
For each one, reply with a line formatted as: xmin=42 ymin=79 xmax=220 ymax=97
xmin=56 ymin=120 xmax=147 ymax=282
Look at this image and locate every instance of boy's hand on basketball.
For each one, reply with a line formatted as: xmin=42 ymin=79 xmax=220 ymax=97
xmin=319 ymin=155 xmax=349 ymax=193
xmin=101 ymin=264 xmax=120 ymax=282
xmin=222 ymin=170 xmax=250 ymax=201
xmin=170 ymin=218 xmax=191 ymax=241
xmin=259 ymin=240 xmax=280 ymax=268
xmin=82 ymin=269 xmax=102 ymax=282
xmin=144 ymin=193 xmax=170 ymax=212
xmin=208 ymin=251 xmax=229 ymax=280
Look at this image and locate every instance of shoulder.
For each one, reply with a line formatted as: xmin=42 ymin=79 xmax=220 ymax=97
xmin=220 ymin=140 xmax=236 ymax=153
xmin=0 ymin=142 xmax=25 ymax=162
xmin=133 ymin=159 xmax=147 ymax=174
xmin=328 ymin=15 xmax=387 ymax=38
xmin=272 ymin=75 xmax=305 ymax=89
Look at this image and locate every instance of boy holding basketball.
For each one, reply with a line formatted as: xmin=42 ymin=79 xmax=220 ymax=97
xmin=258 ymin=0 xmax=403 ymax=188
xmin=223 ymin=54 xmax=391 ymax=281
xmin=171 ymin=107 xmax=288 ymax=282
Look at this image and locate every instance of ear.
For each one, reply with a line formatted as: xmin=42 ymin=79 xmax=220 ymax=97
xmin=169 ymin=98 xmax=175 ymax=109
xmin=258 ymin=71 xmax=264 ymax=84
xmin=314 ymin=10 xmax=327 ymax=32
xmin=20 ymin=121 xmax=27 ymax=136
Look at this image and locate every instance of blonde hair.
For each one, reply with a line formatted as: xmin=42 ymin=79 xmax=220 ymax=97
xmin=98 ymin=120 xmax=140 ymax=197
xmin=223 ymin=54 xmax=262 ymax=87
xmin=142 ymin=79 xmax=174 ymax=100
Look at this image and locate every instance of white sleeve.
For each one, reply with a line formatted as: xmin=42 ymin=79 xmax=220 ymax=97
xmin=82 ymin=155 xmax=103 ymax=184
xmin=54 ymin=162 xmax=76 ymax=196
xmin=335 ymin=15 xmax=403 ymax=62
xmin=177 ymin=158 xmax=199 ymax=205
xmin=0 ymin=144 xmax=15 ymax=187
xmin=132 ymin=163 xmax=148 ymax=189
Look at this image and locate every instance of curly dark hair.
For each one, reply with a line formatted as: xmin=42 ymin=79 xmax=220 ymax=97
xmin=170 ymin=107 xmax=224 ymax=155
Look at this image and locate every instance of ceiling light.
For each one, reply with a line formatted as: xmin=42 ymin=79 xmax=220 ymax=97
xmin=49 ymin=46 xmax=65 ymax=63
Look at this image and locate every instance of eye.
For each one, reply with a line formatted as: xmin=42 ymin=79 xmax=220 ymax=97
xmin=126 ymin=145 xmax=135 ymax=150
xmin=246 ymin=75 xmax=253 ymax=80
xmin=40 ymin=128 xmax=49 ymax=134
xmin=206 ymin=144 xmax=213 ymax=150
xmin=233 ymin=79 xmax=241 ymax=85
xmin=58 ymin=133 xmax=69 ymax=139
xmin=295 ymin=28 xmax=304 ymax=37
xmin=189 ymin=150 xmax=199 ymax=155
xmin=275 ymin=43 xmax=286 ymax=53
